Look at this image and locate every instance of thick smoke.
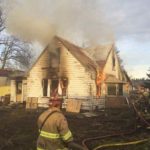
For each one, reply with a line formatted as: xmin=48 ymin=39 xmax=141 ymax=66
xmin=4 ymin=0 xmax=114 ymax=46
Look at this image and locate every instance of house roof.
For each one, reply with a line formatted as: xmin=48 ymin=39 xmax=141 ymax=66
xmin=9 ymin=71 xmax=26 ymax=79
xmin=122 ymin=70 xmax=132 ymax=84
xmin=96 ymin=60 xmax=107 ymax=71
xmin=0 ymin=69 xmax=12 ymax=77
xmin=27 ymin=36 xmax=116 ymax=75
xmin=55 ymin=36 xmax=97 ymax=70
xmin=0 ymin=69 xmax=25 ymax=79
xmin=85 ymin=44 xmax=114 ymax=70
xmin=27 ymin=36 xmax=97 ymax=75
xmin=92 ymin=44 xmax=113 ymax=61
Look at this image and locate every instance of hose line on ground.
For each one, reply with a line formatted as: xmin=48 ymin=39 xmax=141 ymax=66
xmin=93 ymin=138 xmax=150 ymax=150
xmin=82 ymin=130 xmax=136 ymax=150
xmin=82 ymin=102 xmax=150 ymax=150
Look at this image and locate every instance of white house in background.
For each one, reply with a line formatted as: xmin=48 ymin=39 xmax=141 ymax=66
xmin=10 ymin=36 xmax=132 ymax=109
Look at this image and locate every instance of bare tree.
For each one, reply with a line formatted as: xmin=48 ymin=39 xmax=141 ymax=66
xmin=0 ymin=36 xmax=33 ymax=69
xmin=0 ymin=7 xmax=33 ymax=70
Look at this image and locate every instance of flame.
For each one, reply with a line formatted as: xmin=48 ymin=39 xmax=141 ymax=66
xmin=96 ymin=71 xmax=105 ymax=97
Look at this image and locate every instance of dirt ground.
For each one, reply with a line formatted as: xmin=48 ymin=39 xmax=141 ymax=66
xmin=0 ymin=104 xmax=149 ymax=150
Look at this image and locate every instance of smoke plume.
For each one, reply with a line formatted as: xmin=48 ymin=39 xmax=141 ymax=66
xmin=4 ymin=0 xmax=114 ymax=46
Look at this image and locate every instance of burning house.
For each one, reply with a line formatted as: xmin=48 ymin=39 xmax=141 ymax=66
xmin=0 ymin=69 xmax=12 ymax=99
xmin=10 ymin=36 xmax=132 ymax=109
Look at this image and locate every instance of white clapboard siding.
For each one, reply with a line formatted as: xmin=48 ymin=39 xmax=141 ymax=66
xmin=27 ymin=43 xmax=96 ymax=99
xmin=103 ymin=49 xmax=122 ymax=80
xmin=27 ymin=49 xmax=50 ymax=97
xmin=60 ymin=46 xmax=96 ymax=99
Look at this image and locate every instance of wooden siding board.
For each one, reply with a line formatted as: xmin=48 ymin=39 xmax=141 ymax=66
xmin=102 ymin=49 xmax=128 ymax=96
xmin=27 ymin=48 xmax=50 ymax=98
xmin=60 ymin=46 xmax=96 ymax=99
xmin=26 ymin=43 xmax=96 ymax=99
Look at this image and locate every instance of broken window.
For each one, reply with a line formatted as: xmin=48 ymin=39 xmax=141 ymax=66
xmin=16 ymin=81 xmax=22 ymax=94
xmin=107 ymin=83 xmax=123 ymax=96
xmin=42 ymin=79 xmax=48 ymax=96
xmin=50 ymin=79 xmax=59 ymax=97
xmin=107 ymin=84 xmax=116 ymax=95
xmin=61 ymin=78 xmax=68 ymax=96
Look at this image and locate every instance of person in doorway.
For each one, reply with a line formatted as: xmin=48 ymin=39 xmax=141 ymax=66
xmin=37 ymin=98 xmax=84 ymax=150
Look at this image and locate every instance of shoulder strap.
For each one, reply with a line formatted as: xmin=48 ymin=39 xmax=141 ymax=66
xmin=39 ymin=110 xmax=61 ymax=132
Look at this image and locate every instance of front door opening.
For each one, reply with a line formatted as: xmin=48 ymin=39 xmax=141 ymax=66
xmin=16 ymin=81 xmax=22 ymax=102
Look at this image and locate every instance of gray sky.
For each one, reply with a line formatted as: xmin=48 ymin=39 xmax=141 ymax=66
xmin=99 ymin=0 xmax=150 ymax=78
xmin=3 ymin=0 xmax=150 ymax=78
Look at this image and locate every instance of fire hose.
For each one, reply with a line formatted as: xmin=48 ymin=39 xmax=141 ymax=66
xmin=82 ymin=130 xmax=137 ymax=150
xmin=93 ymin=138 xmax=150 ymax=150
xmin=82 ymin=102 xmax=150 ymax=150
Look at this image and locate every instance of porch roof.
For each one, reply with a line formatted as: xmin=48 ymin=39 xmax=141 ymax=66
xmin=105 ymin=74 xmax=127 ymax=84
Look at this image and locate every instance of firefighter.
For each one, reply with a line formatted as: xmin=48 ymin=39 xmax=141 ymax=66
xmin=37 ymin=98 xmax=84 ymax=150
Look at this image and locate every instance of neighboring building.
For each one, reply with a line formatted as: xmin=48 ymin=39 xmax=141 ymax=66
xmin=0 ymin=69 xmax=11 ymax=97
xmin=0 ymin=69 xmax=25 ymax=103
xmin=10 ymin=71 xmax=26 ymax=102
xmin=10 ymin=36 xmax=132 ymax=109
xmin=132 ymin=79 xmax=148 ymax=92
